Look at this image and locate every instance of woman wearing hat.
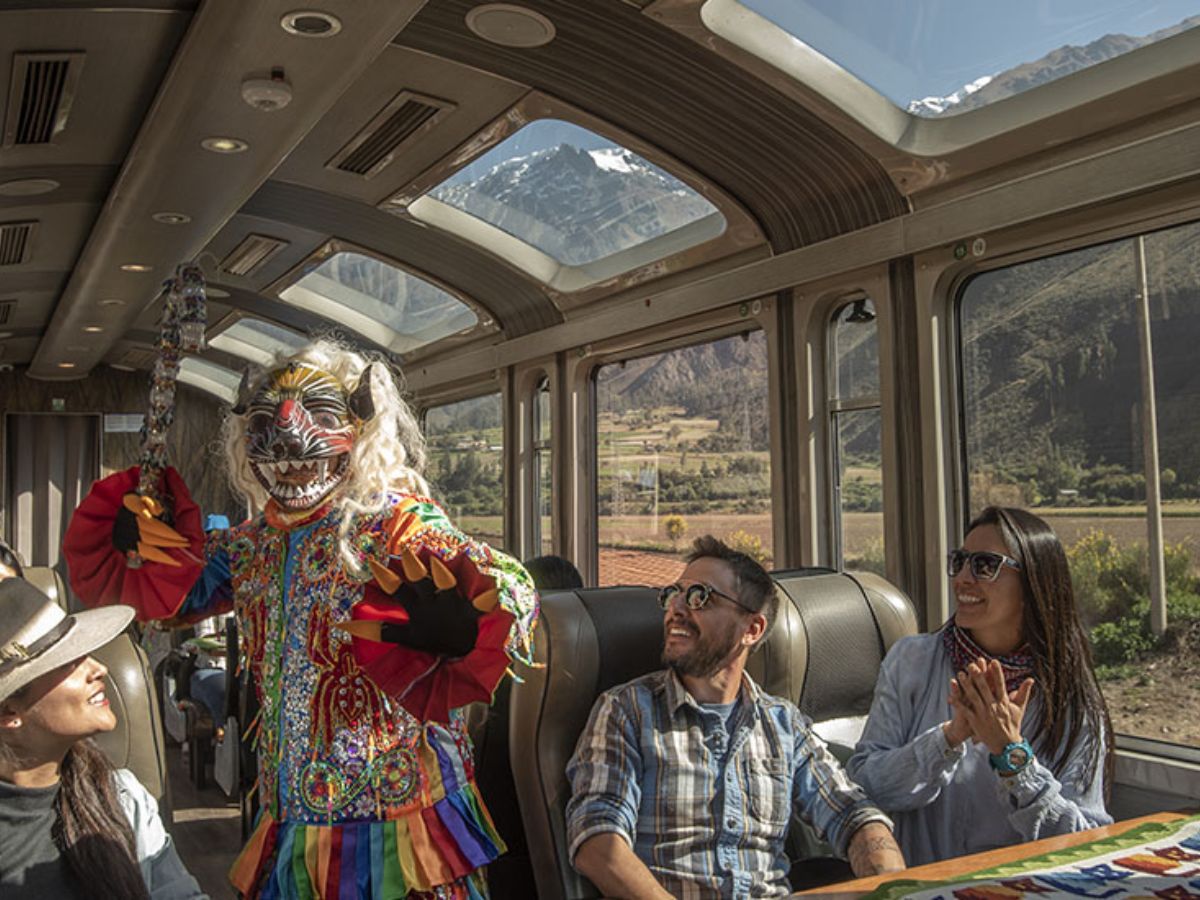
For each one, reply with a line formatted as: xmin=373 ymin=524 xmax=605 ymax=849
xmin=0 ymin=576 xmax=207 ymax=899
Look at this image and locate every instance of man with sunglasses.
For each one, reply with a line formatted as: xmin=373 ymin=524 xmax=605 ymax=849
xmin=566 ymin=536 xmax=904 ymax=899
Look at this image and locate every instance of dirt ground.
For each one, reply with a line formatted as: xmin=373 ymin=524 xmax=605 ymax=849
xmin=1098 ymin=619 xmax=1200 ymax=748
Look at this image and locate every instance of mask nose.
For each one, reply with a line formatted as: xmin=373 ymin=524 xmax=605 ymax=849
xmin=275 ymin=398 xmax=300 ymax=429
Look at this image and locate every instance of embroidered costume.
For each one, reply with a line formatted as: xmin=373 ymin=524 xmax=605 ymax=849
xmin=64 ymin=342 xmax=537 ymax=899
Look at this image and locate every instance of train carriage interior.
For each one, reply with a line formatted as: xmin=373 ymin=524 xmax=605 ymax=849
xmin=2 ymin=0 xmax=1200 ymax=897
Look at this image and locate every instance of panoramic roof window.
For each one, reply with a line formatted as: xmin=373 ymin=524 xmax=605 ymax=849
xmin=278 ymin=251 xmax=478 ymax=354
xmin=209 ymin=318 xmax=306 ymax=367
xmin=178 ymin=357 xmax=242 ymax=403
xmin=729 ymin=0 xmax=1200 ymax=117
xmin=423 ymin=119 xmax=723 ymax=267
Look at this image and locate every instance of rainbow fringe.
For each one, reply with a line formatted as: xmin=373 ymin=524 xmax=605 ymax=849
xmin=229 ymin=781 xmax=505 ymax=899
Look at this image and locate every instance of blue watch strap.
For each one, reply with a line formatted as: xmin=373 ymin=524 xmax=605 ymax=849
xmin=989 ymin=739 xmax=1034 ymax=775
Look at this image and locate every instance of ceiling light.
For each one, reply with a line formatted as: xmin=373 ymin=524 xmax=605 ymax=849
xmin=201 ymin=136 xmax=249 ymax=154
xmin=0 ymin=178 xmax=60 ymax=197
xmin=83 ymin=325 xmax=104 ymax=333
xmin=466 ymin=4 xmax=556 ymax=48
xmin=152 ymin=212 xmax=191 ymax=225
xmin=281 ymin=10 xmax=342 ymax=36
xmin=57 ymin=362 xmax=76 ymax=369
xmin=120 ymin=263 xmax=152 ymax=273
xmin=99 ymin=298 xmax=125 ymax=307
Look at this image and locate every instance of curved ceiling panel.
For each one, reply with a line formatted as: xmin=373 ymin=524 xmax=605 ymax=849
xmin=241 ymin=180 xmax=561 ymax=339
xmin=396 ymin=0 xmax=908 ymax=253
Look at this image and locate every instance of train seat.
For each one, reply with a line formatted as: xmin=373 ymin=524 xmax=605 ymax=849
xmin=23 ymin=566 xmax=170 ymax=810
xmin=506 ymin=571 xmax=916 ymax=900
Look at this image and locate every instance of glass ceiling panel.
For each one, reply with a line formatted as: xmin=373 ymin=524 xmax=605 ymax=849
xmin=278 ymin=252 xmax=477 ymax=353
xmin=425 ymin=119 xmax=722 ymax=267
xmin=737 ymin=0 xmax=1200 ymax=117
xmin=209 ymin=318 xmax=307 ymax=367
xmin=179 ymin=357 xmax=241 ymax=403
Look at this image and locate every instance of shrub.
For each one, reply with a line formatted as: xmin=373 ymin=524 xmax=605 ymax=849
xmin=845 ymin=537 xmax=886 ymax=576
xmin=664 ymin=514 xmax=687 ymax=549
xmin=725 ymin=529 xmax=770 ymax=566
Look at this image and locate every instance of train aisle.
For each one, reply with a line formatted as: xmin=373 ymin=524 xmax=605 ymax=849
xmin=166 ymin=745 xmax=241 ymax=900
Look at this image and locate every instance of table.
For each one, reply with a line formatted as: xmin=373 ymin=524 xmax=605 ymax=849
xmin=797 ymin=810 xmax=1192 ymax=898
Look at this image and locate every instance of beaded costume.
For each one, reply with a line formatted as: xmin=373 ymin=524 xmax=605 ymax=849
xmin=64 ymin=342 xmax=537 ymax=899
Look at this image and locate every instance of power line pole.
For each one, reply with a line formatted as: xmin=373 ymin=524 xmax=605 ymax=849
xmin=1134 ymin=235 xmax=1166 ymax=637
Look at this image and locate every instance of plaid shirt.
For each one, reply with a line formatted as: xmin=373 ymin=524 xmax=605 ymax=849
xmin=566 ymin=670 xmax=889 ymax=899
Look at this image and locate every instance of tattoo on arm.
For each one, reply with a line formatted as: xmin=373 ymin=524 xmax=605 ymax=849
xmin=848 ymin=827 xmax=905 ymax=876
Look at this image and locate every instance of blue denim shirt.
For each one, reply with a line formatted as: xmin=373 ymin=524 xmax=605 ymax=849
xmin=567 ymin=670 xmax=889 ymax=899
xmin=847 ymin=632 xmax=1111 ymax=867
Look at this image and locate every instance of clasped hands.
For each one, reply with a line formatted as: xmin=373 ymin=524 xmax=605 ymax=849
xmin=943 ymin=657 xmax=1034 ymax=756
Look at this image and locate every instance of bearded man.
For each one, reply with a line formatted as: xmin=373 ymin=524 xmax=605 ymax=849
xmin=565 ymin=535 xmax=904 ymax=899
xmin=64 ymin=339 xmax=536 ymax=899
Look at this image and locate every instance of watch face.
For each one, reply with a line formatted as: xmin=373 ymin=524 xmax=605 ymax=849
xmin=1007 ymin=746 xmax=1030 ymax=768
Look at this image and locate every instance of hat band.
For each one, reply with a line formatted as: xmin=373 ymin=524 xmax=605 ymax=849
xmin=0 ymin=617 xmax=76 ymax=674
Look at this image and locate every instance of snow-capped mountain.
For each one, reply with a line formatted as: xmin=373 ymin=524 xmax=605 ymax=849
xmin=906 ymin=75 xmax=994 ymax=117
xmin=429 ymin=144 xmax=716 ymax=266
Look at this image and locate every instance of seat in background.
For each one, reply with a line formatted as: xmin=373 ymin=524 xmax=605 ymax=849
xmin=507 ymin=571 xmax=916 ymax=900
xmin=24 ymin=566 xmax=170 ymax=811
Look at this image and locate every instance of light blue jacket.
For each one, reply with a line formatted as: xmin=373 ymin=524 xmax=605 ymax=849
xmin=846 ymin=632 xmax=1111 ymax=866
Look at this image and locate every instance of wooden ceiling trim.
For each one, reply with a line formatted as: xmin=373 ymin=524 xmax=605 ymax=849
xmin=395 ymin=0 xmax=907 ymax=252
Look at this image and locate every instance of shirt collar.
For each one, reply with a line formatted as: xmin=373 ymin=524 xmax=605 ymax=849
xmin=662 ymin=667 xmax=762 ymax=716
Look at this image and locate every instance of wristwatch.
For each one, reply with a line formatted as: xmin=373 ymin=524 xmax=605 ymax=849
xmin=989 ymin=739 xmax=1034 ymax=776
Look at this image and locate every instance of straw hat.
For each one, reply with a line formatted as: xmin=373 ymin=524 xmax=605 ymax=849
xmin=0 ymin=578 xmax=133 ymax=702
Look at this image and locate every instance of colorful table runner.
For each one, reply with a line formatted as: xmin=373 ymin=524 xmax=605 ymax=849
xmin=865 ymin=814 xmax=1200 ymax=899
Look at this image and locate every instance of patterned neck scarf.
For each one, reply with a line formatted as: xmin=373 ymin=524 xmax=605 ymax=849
xmin=942 ymin=622 xmax=1036 ymax=694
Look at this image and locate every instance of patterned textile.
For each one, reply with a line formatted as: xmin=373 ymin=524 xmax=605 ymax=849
xmin=865 ymin=814 xmax=1200 ymax=900
xmin=566 ymin=669 xmax=889 ymax=899
xmin=942 ymin=622 xmax=1036 ymax=694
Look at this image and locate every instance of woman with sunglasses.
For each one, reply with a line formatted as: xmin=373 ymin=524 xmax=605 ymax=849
xmin=0 ymin=576 xmax=207 ymax=899
xmin=846 ymin=506 xmax=1113 ymax=866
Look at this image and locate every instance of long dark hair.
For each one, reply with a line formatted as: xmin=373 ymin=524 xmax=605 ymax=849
xmin=968 ymin=506 xmax=1114 ymax=796
xmin=0 ymin=725 xmax=149 ymax=899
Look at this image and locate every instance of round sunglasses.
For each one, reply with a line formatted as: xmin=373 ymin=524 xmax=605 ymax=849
xmin=947 ymin=549 xmax=1022 ymax=582
xmin=658 ymin=582 xmax=757 ymax=613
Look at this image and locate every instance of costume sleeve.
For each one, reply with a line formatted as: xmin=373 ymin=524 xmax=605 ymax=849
xmin=995 ymin=727 xmax=1112 ymax=840
xmin=114 ymin=769 xmax=209 ymax=899
xmin=846 ymin=639 xmax=966 ymax=812
xmin=791 ymin=709 xmax=892 ymax=857
xmin=565 ymin=689 xmax=643 ymax=861
xmin=63 ymin=465 xmax=229 ymax=622
xmin=349 ymin=495 xmax=539 ymax=723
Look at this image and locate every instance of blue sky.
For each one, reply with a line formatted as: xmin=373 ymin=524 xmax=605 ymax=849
xmin=742 ymin=0 xmax=1200 ymax=104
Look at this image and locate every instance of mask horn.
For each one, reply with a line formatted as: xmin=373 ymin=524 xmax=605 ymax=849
xmin=348 ymin=363 xmax=379 ymax=422
xmin=230 ymin=369 xmax=255 ymax=415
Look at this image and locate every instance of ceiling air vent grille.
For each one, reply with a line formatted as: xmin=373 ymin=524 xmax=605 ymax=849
xmin=220 ymin=234 xmax=289 ymax=277
xmin=0 ymin=222 xmax=36 ymax=266
xmin=119 ymin=348 xmax=159 ymax=370
xmin=328 ymin=91 xmax=453 ymax=179
xmin=4 ymin=52 xmax=85 ymax=147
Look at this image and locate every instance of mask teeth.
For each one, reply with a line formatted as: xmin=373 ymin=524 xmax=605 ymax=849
xmin=318 ymin=459 xmax=328 ymax=482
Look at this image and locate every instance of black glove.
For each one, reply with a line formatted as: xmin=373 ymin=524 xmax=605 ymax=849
xmin=113 ymin=505 xmax=139 ymax=554
xmin=379 ymin=572 xmax=481 ymax=659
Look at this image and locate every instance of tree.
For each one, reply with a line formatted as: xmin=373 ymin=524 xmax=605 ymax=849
xmin=664 ymin=514 xmax=687 ymax=549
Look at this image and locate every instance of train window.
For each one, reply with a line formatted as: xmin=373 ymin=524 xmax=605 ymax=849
xmin=532 ymin=376 xmax=553 ymax=556
xmin=828 ymin=298 xmax=884 ymax=573
xmin=424 ymin=393 xmax=505 ymax=549
xmin=279 ymin=249 xmax=478 ymax=353
xmin=711 ymin=0 xmax=1198 ymax=117
xmin=413 ymin=118 xmax=724 ymax=279
xmin=594 ymin=331 xmax=771 ymax=586
xmin=958 ymin=219 xmax=1200 ymax=751
xmin=177 ymin=357 xmax=240 ymax=403
xmin=208 ymin=317 xmax=306 ymax=366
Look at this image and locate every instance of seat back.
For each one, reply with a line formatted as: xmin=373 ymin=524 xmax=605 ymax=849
xmin=24 ymin=566 xmax=170 ymax=807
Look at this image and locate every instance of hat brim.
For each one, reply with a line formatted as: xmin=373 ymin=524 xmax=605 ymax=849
xmin=0 ymin=604 xmax=135 ymax=702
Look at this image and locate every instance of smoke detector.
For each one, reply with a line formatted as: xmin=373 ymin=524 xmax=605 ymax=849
xmin=241 ymin=69 xmax=293 ymax=112
xmin=466 ymin=4 xmax=556 ymax=48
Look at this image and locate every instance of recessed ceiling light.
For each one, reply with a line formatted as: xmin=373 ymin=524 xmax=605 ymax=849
xmin=201 ymin=136 xmax=250 ymax=154
xmin=281 ymin=10 xmax=342 ymax=36
xmin=152 ymin=212 xmax=191 ymax=225
xmin=99 ymin=298 xmax=125 ymax=307
xmin=206 ymin=286 xmax=231 ymax=299
xmin=465 ymin=4 xmax=556 ymax=48
xmin=83 ymin=325 xmax=104 ymax=333
xmin=57 ymin=362 xmax=76 ymax=369
xmin=120 ymin=263 xmax=152 ymax=273
xmin=0 ymin=178 xmax=60 ymax=197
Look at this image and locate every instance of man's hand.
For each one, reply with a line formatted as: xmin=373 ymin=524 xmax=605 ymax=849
xmin=846 ymin=822 xmax=905 ymax=878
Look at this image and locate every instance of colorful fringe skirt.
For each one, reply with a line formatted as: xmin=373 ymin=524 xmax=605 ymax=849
xmin=229 ymin=782 xmax=504 ymax=899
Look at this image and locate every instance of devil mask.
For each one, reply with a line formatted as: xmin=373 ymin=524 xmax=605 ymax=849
xmin=241 ymin=362 xmax=374 ymax=511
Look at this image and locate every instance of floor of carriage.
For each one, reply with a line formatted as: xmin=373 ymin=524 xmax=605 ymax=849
xmin=166 ymin=744 xmax=242 ymax=900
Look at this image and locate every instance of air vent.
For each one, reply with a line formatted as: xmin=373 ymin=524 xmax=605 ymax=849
xmin=220 ymin=234 xmax=289 ymax=277
xmin=0 ymin=301 xmax=15 ymax=324
xmin=3 ymin=52 xmax=85 ymax=147
xmin=328 ymin=91 xmax=453 ymax=179
xmin=0 ymin=222 xmax=36 ymax=266
xmin=118 ymin=348 xmax=158 ymax=370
